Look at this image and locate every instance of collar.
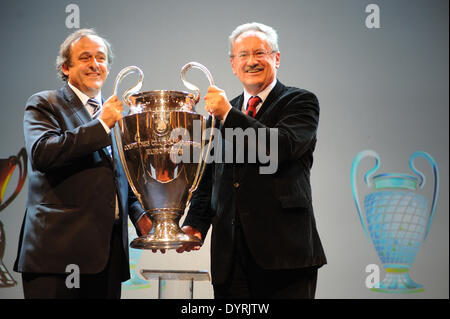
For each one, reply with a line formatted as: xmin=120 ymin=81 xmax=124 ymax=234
xmin=67 ymin=81 xmax=102 ymax=107
xmin=242 ymin=78 xmax=277 ymax=111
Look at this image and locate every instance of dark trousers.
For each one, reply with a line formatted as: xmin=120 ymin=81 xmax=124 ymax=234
xmin=214 ymin=226 xmax=318 ymax=299
xmin=21 ymin=222 xmax=126 ymax=299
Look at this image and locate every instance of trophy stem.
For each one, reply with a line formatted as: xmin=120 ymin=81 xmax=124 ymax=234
xmin=130 ymin=210 xmax=202 ymax=250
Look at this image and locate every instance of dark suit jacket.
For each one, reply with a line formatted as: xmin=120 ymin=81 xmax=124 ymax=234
xmin=14 ymin=84 xmax=144 ymax=280
xmin=184 ymin=80 xmax=327 ymax=285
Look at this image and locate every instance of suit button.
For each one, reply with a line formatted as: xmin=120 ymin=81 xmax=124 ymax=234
xmin=233 ymin=182 xmax=240 ymax=188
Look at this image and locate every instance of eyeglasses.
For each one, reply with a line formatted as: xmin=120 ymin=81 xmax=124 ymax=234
xmin=230 ymin=50 xmax=277 ymax=61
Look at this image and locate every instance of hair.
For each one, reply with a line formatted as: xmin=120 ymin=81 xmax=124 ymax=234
xmin=228 ymin=22 xmax=279 ymax=56
xmin=55 ymin=28 xmax=114 ymax=82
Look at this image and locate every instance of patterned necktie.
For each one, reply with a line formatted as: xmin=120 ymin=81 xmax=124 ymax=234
xmin=87 ymin=98 xmax=111 ymax=157
xmin=246 ymin=96 xmax=262 ymax=118
xmin=87 ymin=98 xmax=101 ymax=118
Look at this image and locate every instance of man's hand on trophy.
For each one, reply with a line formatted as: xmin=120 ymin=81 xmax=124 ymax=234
xmin=99 ymin=95 xmax=124 ymax=128
xmin=151 ymin=248 xmax=166 ymax=254
xmin=204 ymin=85 xmax=232 ymax=120
xmin=137 ymin=214 xmax=152 ymax=236
xmin=176 ymin=225 xmax=202 ymax=253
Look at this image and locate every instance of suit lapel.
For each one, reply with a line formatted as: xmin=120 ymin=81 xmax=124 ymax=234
xmin=228 ymin=81 xmax=285 ymax=183
xmin=229 ymin=94 xmax=246 ymax=183
xmin=62 ymin=84 xmax=113 ymax=165
xmin=62 ymin=84 xmax=92 ymax=126
xmin=230 ymin=80 xmax=285 ymax=123
xmin=255 ymin=80 xmax=285 ymax=123
xmin=231 ymin=93 xmax=244 ymax=111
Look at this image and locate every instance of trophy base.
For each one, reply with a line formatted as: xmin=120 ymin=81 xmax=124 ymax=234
xmin=371 ymin=268 xmax=424 ymax=293
xmin=130 ymin=210 xmax=202 ymax=250
xmin=130 ymin=233 xmax=202 ymax=250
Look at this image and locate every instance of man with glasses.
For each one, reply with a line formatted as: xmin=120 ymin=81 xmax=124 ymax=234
xmin=180 ymin=22 xmax=327 ymax=298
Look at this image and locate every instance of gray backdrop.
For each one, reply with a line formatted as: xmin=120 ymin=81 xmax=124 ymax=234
xmin=0 ymin=0 xmax=448 ymax=299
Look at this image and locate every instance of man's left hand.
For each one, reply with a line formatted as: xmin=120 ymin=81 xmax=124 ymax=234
xmin=137 ymin=214 xmax=152 ymax=236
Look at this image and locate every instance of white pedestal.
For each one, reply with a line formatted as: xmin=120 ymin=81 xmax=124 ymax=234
xmin=140 ymin=269 xmax=210 ymax=299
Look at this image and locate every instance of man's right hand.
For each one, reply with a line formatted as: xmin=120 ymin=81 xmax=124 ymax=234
xmin=150 ymin=226 xmax=202 ymax=254
xmin=98 ymin=95 xmax=123 ymax=128
xmin=204 ymin=85 xmax=232 ymax=120
xmin=176 ymin=226 xmax=202 ymax=253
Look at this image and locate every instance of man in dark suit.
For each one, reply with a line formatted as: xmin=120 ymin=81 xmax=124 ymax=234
xmin=14 ymin=29 xmax=151 ymax=299
xmin=180 ymin=22 xmax=327 ymax=298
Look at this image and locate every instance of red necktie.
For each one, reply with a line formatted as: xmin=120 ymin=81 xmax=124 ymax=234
xmin=246 ymin=96 xmax=262 ymax=118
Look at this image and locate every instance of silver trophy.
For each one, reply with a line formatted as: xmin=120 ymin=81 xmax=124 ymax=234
xmin=113 ymin=62 xmax=215 ymax=250
xmin=351 ymin=150 xmax=439 ymax=293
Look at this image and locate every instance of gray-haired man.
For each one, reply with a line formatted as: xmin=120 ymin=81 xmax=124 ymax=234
xmin=181 ymin=22 xmax=327 ymax=298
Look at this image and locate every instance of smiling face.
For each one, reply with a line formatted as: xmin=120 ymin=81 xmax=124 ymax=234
xmin=62 ymin=35 xmax=109 ymax=97
xmin=230 ymin=30 xmax=280 ymax=95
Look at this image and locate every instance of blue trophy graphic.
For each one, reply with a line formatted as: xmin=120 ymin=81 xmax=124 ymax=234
xmin=351 ymin=150 xmax=439 ymax=293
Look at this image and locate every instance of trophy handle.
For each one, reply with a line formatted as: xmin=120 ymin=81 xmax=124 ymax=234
xmin=180 ymin=62 xmax=214 ymax=104
xmin=0 ymin=148 xmax=27 ymax=212
xmin=409 ymin=151 xmax=439 ymax=240
xmin=351 ymin=150 xmax=380 ymax=240
xmin=180 ymin=62 xmax=216 ymax=194
xmin=113 ymin=66 xmax=144 ymax=108
xmin=112 ymin=66 xmax=145 ymax=204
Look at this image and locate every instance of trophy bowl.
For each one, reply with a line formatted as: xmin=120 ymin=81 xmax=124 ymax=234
xmin=113 ymin=63 xmax=214 ymax=250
